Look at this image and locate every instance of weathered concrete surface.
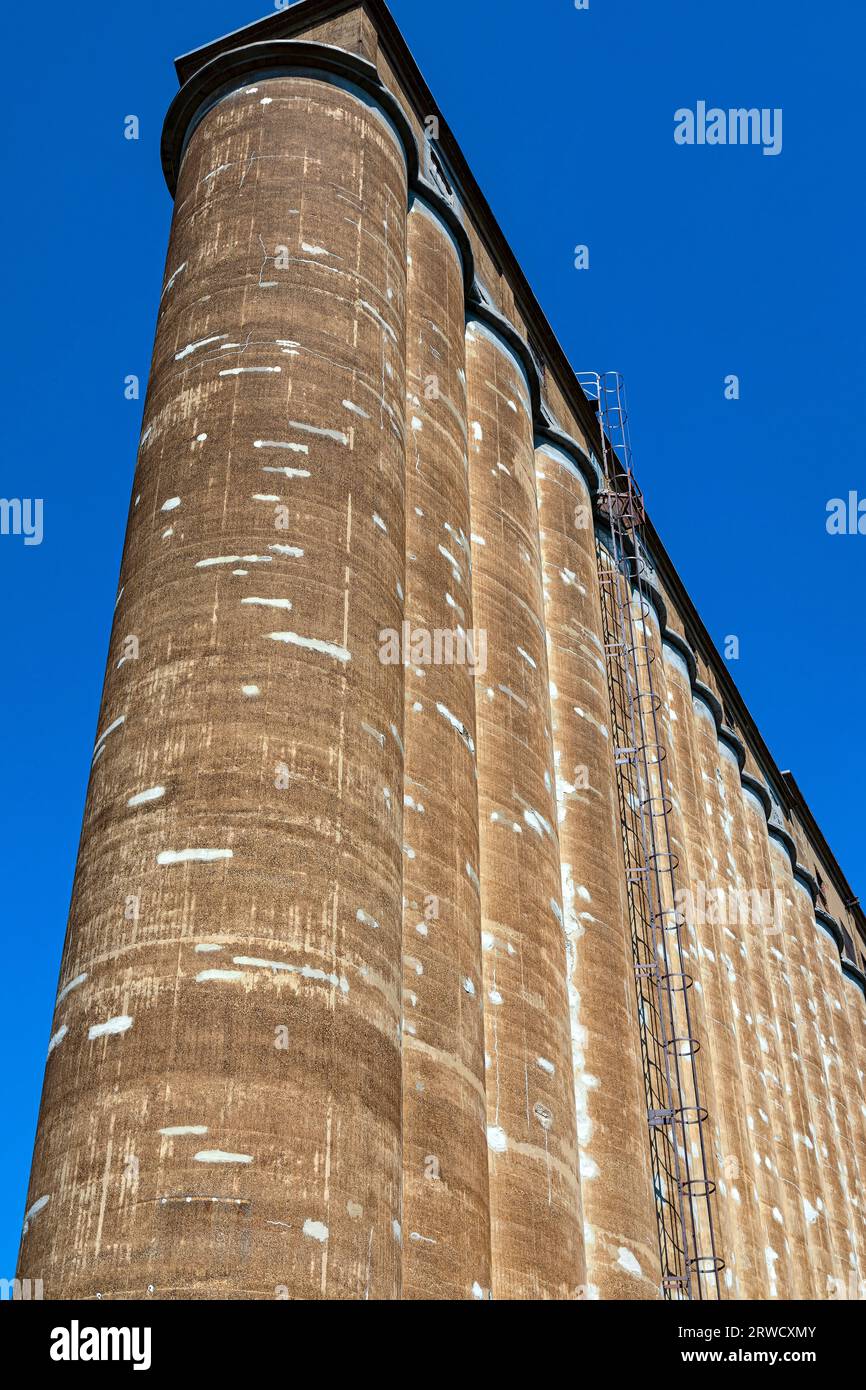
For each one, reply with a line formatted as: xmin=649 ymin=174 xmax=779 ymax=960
xmin=788 ymin=873 xmax=860 ymax=1283
xmin=659 ymin=654 xmax=756 ymax=1294
xmin=20 ymin=75 xmax=409 ymax=1300
xmin=735 ymin=787 xmax=815 ymax=1299
xmin=765 ymin=838 xmax=842 ymax=1291
xmin=466 ymin=323 xmax=585 ymax=1299
xmin=807 ymin=907 xmax=866 ymax=1289
xmin=17 ymin=3 xmax=866 ymax=1303
xmin=714 ymin=741 xmax=800 ymax=1298
xmin=399 ymin=199 xmax=491 ymax=1299
xmin=537 ymin=455 xmax=659 ymax=1299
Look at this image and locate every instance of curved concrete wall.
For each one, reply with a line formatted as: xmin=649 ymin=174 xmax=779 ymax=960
xmin=535 ymin=447 xmax=659 ymax=1299
xmin=399 ymin=198 xmax=490 ymax=1299
xmin=465 ymin=321 xmax=584 ymax=1299
xmin=17 ymin=35 xmax=866 ymax=1302
xmin=22 ymin=72 xmax=410 ymax=1301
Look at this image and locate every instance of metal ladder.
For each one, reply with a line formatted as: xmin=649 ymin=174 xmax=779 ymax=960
xmin=579 ymin=370 xmax=723 ymax=1299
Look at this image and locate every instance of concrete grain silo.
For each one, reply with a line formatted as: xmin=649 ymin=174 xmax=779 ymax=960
xmin=17 ymin=0 xmax=866 ymax=1300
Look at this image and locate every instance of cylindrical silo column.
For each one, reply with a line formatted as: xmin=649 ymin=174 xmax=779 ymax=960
xmin=399 ymin=196 xmax=490 ymax=1300
xmin=788 ymin=869 xmax=862 ymax=1285
xmin=466 ymin=319 xmax=585 ymax=1299
xmin=535 ymin=443 xmax=660 ymax=1299
xmin=656 ymin=636 xmax=745 ymax=1289
xmin=764 ymin=832 xmax=842 ymax=1291
xmin=714 ymin=739 xmax=804 ymax=1298
xmin=838 ymin=967 xmax=866 ymax=1297
xmin=19 ymin=66 xmax=411 ymax=1299
xmin=661 ymin=658 xmax=759 ymax=1294
xmin=807 ymin=906 xmax=866 ymax=1292
xmin=733 ymin=778 xmax=815 ymax=1298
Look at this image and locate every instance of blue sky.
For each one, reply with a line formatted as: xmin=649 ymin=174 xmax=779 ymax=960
xmin=1 ymin=0 xmax=863 ymax=1275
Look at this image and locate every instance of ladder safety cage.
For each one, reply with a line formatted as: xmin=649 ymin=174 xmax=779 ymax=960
xmin=578 ymin=370 xmax=723 ymax=1300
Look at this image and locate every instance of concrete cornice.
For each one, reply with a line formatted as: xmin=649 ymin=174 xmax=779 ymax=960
xmin=661 ymin=630 xmax=697 ymax=685
xmin=815 ymin=907 xmax=845 ymax=955
xmin=718 ymin=725 xmax=746 ymax=771
xmin=793 ymin=864 xmax=819 ymax=904
xmin=692 ymin=680 xmax=724 ymax=731
xmin=740 ymin=772 xmax=772 ymax=819
xmin=411 ymin=183 xmax=476 ymax=299
xmin=466 ymin=298 xmax=542 ymax=420
xmin=535 ymin=429 xmax=599 ymax=500
xmin=768 ymin=822 xmax=799 ymax=872
xmin=841 ymin=959 xmax=866 ymax=997
xmin=162 ymin=40 xmax=420 ymax=194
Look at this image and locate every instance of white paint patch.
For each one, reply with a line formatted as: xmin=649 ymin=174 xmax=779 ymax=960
xmin=486 ymin=1125 xmax=508 ymax=1153
xmin=536 ymin=1056 xmax=555 ymax=1075
xmin=22 ymin=1195 xmax=50 ymax=1232
xmin=254 ymin=440 xmax=309 ymax=454
xmin=175 ymin=334 xmax=227 ymax=360
xmin=194 ymin=1150 xmax=253 ymax=1164
xmin=435 ymin=702 xmax=475 ymax=754
xmin=219 ymin=366 xmax=282 ymax=376
xmin=93 ymin=715 xmax=125 ymax=758
xmin=359 ymin=300 xmax=397 ymax=343
xmin=268 ymin=544 xmax=304 ymax=557
xmin=196 ymin=555 xmax=273 ymax=568
xmin=517 ymin=646 xmax=536 ymax=670
xmin=159 ymin=1125 xmax=208 ymax=1137
xmin=233 ymin=956 xmax=349 ymax=994
xmin=301 ymin=243 xmax=332 ymax=256
xmin=268 ymin=632 xmax=351 ymax=663
xmin=617 ymin=1247 xmax=643 ymax=1278
xmin=160 ymin=497 xmax=181 ymax=512
xmin=342 ymin=399 xmax=370 ymax=418
xmin=128 ymin=786 xmax=166 ymax=808
xmin=157 ymin=848 xmax=233 ymax=865
xmin=196 ymin=969 xmax=244 ymax=983
xmin=56 ymin=972 xmax=87 ymax=1006
xmin=47 ymin=1025 xmax=68 ymax=1055
xmin=194 ymin=944 xmax=222 ymax=953
xmin=303 ymin=1219 xmax=329 ymax=1242
xmin=372 ymin=513 xmax=388 ymax=532
xmin=241 ymin=596 xmax=293 ymax=611
xmin=523 ymin=807 xmax=553 ymax=839
xmin=356 ymin=909 xmax=380 ymax=931
xmin=286 ymin=420 xmax=348 ymax=444
xmin=88 ymin=1015 xmax=133 ymax=1040
xmin=262 ymin=466 xmax=311 ymax=480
